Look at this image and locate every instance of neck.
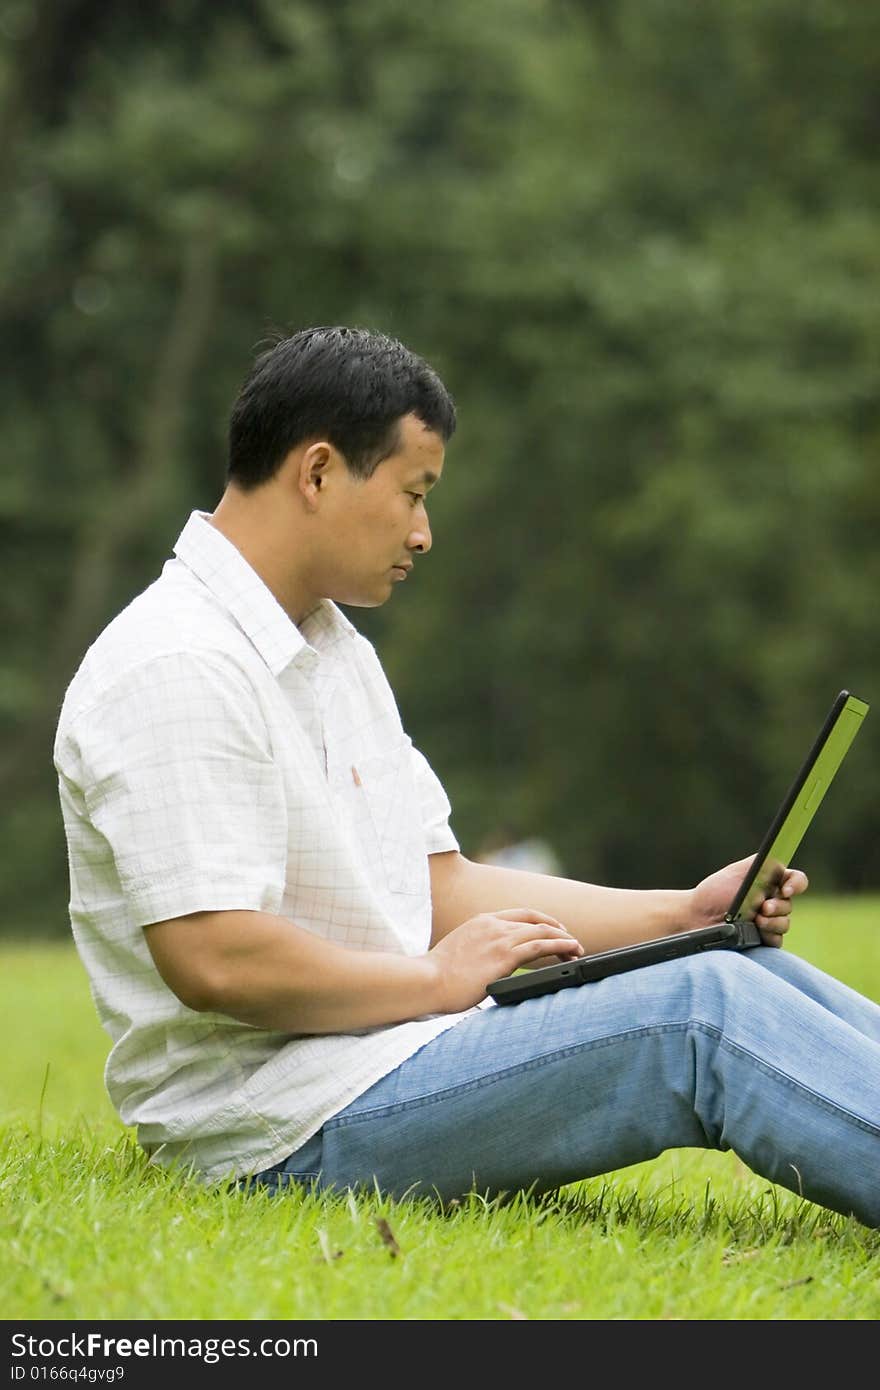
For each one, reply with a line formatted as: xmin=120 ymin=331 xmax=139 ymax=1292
xmin=209 ymin=485 xmax=315 ymax=626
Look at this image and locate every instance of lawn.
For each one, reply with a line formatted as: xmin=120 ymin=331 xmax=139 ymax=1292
xmin=2 ymin=897 xmax=878 ymax=1322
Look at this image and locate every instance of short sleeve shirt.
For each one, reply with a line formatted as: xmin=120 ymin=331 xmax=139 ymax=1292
xmin=53 ymin=511 xmax=471 ymax=1183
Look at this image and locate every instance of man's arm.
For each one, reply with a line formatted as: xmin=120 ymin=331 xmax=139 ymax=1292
xmin=143 ymin=853 xmax=806 ymax=1034
xmin=144 ymin=901 xmax=583 ymax=1034
xmin=428 ymin=851 xmax=808 ymax=955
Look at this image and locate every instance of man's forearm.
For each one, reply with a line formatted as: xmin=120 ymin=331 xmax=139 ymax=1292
xmin=429 ymin=852 xmax=693 ymax=954
xmin=145 ymin=909 xmax=445 ymax=1034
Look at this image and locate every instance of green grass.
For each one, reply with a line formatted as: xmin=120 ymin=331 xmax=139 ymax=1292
xmin=2 ymin=897 xmax=879 ymax=1321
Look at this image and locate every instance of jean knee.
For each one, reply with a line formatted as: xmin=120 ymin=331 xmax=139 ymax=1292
xmin=678 ymin=947 xmax=756 ymax=1018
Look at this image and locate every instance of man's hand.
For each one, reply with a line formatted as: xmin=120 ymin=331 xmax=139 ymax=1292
xmin=689 ymin=857 xmax=810 ymax=948
xmin=426 ymin=907 xmax=584 ymax=1012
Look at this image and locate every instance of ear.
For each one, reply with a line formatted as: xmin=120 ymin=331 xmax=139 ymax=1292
xmin=296 ymin=441 xmax=334 ymax=511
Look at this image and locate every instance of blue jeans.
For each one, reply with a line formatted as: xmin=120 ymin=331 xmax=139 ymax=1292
xmin=251 ymin=948 xmax=880 ymax=1227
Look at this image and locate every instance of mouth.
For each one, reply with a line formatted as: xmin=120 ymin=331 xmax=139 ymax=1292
xmin=391 ymin=563 xmax=412 ymax=579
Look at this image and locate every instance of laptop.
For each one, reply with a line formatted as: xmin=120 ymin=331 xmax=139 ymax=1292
xmin=486 ymin=689 xmax=870 ymax=1006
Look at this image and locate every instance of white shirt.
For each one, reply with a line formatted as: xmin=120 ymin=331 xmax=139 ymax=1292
xmin=53 ymin=511 xmax=472 ymax=1183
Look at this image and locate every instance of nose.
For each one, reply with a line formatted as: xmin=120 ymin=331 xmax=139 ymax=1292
xmin=407 ymin=509 xmax=432 ymax=555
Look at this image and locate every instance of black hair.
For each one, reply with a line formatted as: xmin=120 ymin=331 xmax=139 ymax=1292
xmin=227 ymin=326 xmax=456 ymax=488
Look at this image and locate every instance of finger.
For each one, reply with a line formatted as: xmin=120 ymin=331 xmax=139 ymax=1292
xmin=513 ymin=936 xmax=584 ymax=964
xmin=493 ymin=907 xmax=568 ymax=930
xmin=758 ymin=928 xmax=785 ymax=948
xmin=780 ymin=868 xmax=809 ymax=898
xmin=758 ymin=897 xmax=792 ymax=919
xmin=755 ymin=910 xmax=790 ymax=933
xmin=502 ymin=922 xmax=583 ymax=952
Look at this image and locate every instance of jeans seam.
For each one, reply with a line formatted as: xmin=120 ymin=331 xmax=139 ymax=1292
xmin=326 ymin=1021 xmax=690 ymax=1130
xmin=713 ymin=1028 xmax=880 ymax=1137
xmin=324 ymin=1017 xmax=880 ymax=1140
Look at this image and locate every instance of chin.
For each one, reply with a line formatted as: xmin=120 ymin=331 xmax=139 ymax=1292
xmin=332 ymin=590 xmax=388 ymax=610
xmin=327 ymin=573 xmax=396 ymax=609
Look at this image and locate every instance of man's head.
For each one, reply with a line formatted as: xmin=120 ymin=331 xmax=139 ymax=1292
xmin=215 ymin=327 xmax=456 ymax=622
xmin=227 ymin=326 xmax=456 ymax=488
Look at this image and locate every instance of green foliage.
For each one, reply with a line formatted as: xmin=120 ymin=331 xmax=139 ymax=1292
xmin=2 ymin=1 xmax=878 ymax=931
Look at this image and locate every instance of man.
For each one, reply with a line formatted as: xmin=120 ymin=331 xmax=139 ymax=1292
xmin=54 ymin=326 xmax=880 ymax=1225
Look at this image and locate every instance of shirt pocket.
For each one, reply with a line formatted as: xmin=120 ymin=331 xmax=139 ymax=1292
xmin=355 ymin=743 xmax=428 ymax=897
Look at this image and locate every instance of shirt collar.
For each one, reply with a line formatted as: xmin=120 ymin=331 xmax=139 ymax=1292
xmin=172 ymin=511 xmax=356 ymax=676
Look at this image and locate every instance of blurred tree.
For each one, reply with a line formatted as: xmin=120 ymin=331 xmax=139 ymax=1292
xmin=374 ymin=0 xmax=880 ymax=891
xmin=1 ymin=0 xmax=877 ymax=933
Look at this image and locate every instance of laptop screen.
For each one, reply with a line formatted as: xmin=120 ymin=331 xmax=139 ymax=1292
xmin=726 ymin=690 xmax=870 ymax=923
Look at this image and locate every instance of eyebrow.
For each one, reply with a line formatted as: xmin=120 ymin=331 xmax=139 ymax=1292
xmin=413 ymin=469 xmax=440 ymax=487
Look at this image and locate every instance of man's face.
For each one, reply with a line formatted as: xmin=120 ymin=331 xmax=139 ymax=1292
xmin=315 ymin=412 xmax=445 ymax=609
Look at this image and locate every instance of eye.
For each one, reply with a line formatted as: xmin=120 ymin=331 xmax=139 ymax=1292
xmin=407 ymin=492 xmax=426 ymax=506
